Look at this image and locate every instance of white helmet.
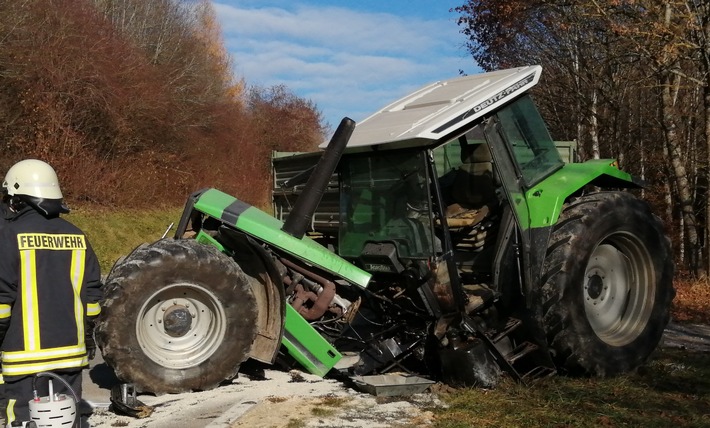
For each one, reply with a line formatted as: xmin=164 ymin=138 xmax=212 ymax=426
xmin=3 ymin=159 xmax=63 ymax=199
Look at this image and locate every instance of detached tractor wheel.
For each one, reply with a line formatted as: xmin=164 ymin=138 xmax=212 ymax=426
xmin=96 ymin=238 xmax=259 ymax=394
xmin=541 ymin=192 xmax=674 ymax=376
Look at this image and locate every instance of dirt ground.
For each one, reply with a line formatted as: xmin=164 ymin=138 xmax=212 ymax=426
xmin=85 ymin=367 xmax=441 ymax=428
xmin=82 ymin=322 xmax=709 ymax=428
xmin=658 ymin=322 xmax=710 ymax=352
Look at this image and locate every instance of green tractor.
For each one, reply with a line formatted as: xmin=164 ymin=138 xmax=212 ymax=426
xmin=96 ymin=65 xmax=674 ymax=394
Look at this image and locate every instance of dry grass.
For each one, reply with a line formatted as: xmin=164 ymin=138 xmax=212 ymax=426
xmin=431 ymin=347 xmax=710 ymax=427
xmin=672 ymin=278 xmax=710 ymax=324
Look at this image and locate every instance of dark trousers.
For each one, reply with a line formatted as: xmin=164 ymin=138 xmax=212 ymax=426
xmin=3 ymin=371 xmax=83 ymax=426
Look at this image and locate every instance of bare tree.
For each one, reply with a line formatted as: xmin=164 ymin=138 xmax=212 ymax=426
xmin=454 ymin=0 xmax=709 ymax=275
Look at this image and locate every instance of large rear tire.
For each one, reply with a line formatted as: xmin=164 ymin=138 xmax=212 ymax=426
xmin=541 ymin=192 xmax=674 ymax=376
xmin=96 ymin=238 xmax=258 ymax=393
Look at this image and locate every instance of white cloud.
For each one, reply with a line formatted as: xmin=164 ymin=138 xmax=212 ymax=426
xmin=213 ymin=1 xmax=475 ymax=129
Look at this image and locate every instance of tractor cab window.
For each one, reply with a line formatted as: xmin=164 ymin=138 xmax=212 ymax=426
xmin=495 ymin=95 xmax=564 ymax=187
xmin=339 ymin=150 xmax=435 ymax=262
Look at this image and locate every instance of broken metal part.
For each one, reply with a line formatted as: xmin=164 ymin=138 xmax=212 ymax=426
xmin=109 ymin=384 xmax=153 ymax=419
xmin=439 ymin=338 xmax=500 ymax=388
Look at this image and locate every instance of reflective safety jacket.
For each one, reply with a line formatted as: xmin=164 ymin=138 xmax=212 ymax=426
xmin=0 ymin=207 xmax=102 ymax=379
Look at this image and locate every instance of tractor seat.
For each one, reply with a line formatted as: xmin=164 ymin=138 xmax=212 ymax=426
xmin=445 ymin=143 xmax=499 ymax=228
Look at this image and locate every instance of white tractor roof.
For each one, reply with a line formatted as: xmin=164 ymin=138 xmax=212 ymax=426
xmin=322 ymin=65 xmax=542 ymax=151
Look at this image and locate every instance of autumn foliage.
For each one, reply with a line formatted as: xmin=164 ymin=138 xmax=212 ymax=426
xmin=0 ymin=0 xmax=325 ymax=210
xmin=672 ymin=278 xmax=710 ymax=324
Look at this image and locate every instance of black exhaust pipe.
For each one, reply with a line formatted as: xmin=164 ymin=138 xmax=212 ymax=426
xmin=282 ymin=117 xmax=356 ymax=239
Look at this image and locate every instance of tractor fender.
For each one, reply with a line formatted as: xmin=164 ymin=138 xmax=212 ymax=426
xmin=525 ymin=160 xmax=642 ymax=229
xmin=216 ymin=227 xmax=287 ymax=364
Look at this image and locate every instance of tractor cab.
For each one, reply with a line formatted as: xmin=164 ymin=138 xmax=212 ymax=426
xmin=334 ymin=75 xmax=567 ymax=319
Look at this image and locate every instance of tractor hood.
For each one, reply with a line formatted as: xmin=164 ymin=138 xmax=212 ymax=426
xmin=191 ymin=188 xmax=372 ymax=288
xmin=321 ymin=65 xmax=542 ymax=151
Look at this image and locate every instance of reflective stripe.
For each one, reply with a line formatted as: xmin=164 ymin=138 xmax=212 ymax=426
xmin=87 ymin=302 xmax=101 ymax=317
xmin=20 ymin=249 xmax=40 ymax=351
xmin=0 ymin=303 xmax=10 ymax=319
xmin=7 ymin=399 xmax=16 ymax=425
xmin=1 ymin=356 xmax=88 ymax=376
xmin=2 ymin=343 xmax=86 ymax=362
xmin=71 ymin=249 xmax=86 ymax=344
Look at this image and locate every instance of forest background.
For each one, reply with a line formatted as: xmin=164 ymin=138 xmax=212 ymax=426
xmin=1 ymin=0 xmax=710 ymax=290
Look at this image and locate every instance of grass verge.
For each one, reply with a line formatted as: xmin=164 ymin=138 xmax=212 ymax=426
xmin=68 ymin=206 xmax=183 ymax=273
xmin=431 ymin=348 xmax=710 ymax=428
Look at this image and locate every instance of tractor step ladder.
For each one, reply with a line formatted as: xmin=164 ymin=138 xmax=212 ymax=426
xmin=490 ymin=317 xmax=521 ymax=343
xmin=463 ymin=315 xmax=556 ymax=385
xmin=505 ymin=341 xmax=538 ymax=364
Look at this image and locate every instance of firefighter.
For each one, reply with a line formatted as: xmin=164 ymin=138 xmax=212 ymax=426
xmin=0 ymin=159 xmax=102 ymax=427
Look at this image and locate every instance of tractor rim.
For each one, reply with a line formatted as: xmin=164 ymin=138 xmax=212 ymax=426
xmin=137 ymin=283 xmax=227 ymax=368
xmin=583 ymin=232 xmax=656 ymax=346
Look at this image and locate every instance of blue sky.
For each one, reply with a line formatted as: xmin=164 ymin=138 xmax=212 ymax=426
xmin=212 ymin=0 xmax=479 ymax=130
